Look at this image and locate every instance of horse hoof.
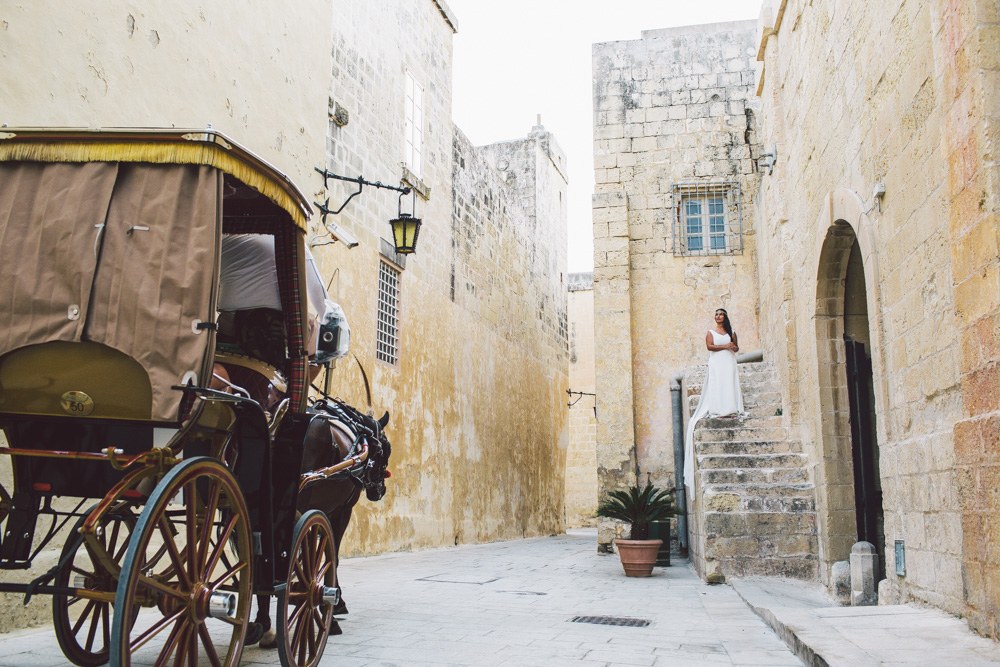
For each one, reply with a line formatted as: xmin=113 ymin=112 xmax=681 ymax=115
xmin=332 ymin=600 xmax=348 ymax=615
xmin=245 ymin=622 xmax=265 ymax=646
xmin=329 ymin=620 xmax=343 ymax=636
xmin=259 ymin=628 xmax=278 ymax=649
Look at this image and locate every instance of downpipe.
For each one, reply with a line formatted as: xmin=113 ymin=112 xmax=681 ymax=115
xmin=670 ymin=373 xmax=689 ymax=557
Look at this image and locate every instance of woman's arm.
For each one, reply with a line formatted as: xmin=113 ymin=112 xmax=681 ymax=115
xmin=705 ymin=331 xmax=731 ymax=351
xmin=731 ymin=332 xmax=739 ymax=353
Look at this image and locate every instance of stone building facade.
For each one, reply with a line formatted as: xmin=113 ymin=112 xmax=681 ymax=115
xmin=0 ymin=0 xmax=569 ymax=630
xmin=591 ymin=21 xmax=763 ymax=549
xmin=566 ymin=273 xmax=598 ymax=528
xmin=594 ymin=0 xmax=1000 ymax=640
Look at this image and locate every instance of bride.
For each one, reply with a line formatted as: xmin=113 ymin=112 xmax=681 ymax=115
xmin=683 ymin=308 xmax=745 ymax=499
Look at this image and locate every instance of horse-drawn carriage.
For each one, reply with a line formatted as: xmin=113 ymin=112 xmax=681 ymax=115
xmin=0 ymin=128 xmax=390 ymax=666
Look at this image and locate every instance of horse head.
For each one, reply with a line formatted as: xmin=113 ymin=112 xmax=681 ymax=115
xmin=362 ymin=410 xmax=392 ymax=501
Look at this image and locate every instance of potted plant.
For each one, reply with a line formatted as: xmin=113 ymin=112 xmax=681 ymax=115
xmin=597 ymin=482 xmax=677 ymax=577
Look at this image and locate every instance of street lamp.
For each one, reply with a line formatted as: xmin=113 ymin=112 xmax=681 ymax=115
xmin=389 ymin=190 xmax=422 ymax=254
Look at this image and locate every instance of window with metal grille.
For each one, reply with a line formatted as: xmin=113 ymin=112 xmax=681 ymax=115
xmin=672 ymin=181 xmax=743 ymax=256
xmin=376 ymin=260 xmax=400 ymax=365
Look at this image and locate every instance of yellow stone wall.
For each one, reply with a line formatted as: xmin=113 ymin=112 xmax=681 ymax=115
xmin=0 ymin=1 xmax=332 ymax=197
xmin=566 ymin=277 xmax=598 ymax=528
xmin=0 ymin=0 xmax=570 ymax=630
xmin=754 ymin=0 xmax=1000 ymax=629
xmin=592 ymin=22 xmax=763 ymax=549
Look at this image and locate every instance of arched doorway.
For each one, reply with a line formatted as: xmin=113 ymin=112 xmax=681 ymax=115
xmin=843 ymin=240 xmax=885 ymax=579
xmin=814 ymin=207 xmax=886 ymax=581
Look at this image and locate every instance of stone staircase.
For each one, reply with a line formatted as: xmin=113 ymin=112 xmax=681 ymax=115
xmin=683 ymin=361 xmax=818 ymax=582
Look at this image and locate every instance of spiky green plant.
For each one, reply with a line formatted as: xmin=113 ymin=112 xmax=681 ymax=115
xmin=596 ymin=482 xmax=677 ymax=540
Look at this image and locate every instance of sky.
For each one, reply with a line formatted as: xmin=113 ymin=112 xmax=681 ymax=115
xmin=448 ymin=0 xmax=763 ymax=272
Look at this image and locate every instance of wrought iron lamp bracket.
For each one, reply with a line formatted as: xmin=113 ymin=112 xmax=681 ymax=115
xmin=313 ymin=167 xmax=410 ymax=223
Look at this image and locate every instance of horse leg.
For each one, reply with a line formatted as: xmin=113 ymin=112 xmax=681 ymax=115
xmin=248 ymin=594 xmax=274 ymax=647
xmin=327 ymin=485 xmax=361 ymax=634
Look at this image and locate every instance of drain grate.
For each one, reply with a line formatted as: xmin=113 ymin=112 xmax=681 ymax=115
xmin=570 ymin=615 xmax=651 ymax=628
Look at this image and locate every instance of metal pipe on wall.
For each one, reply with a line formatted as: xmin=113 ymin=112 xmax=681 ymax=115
xmin=670 ymin=372 xmax=689 ymax=555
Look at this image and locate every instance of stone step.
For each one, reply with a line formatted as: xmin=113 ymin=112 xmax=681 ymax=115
xmin=704 ymin=482 xmax=815 ymax=498
xmin=689 ymin=399 xmax=781 ymax=419
xmin=699 ymin=467 xmax=809 ymax=485
xmin=693 ymin=423 xmax=787 ymax=442
xmin=695 ymin=440 xmax=803 ymax=455
xmin=685 ymin=368 xmax=778 ymax=385
xmin=685 ymin=379 xmax=779 ymax=398
xmin=696 ymin=453 xmax=807 ymax=471
xmin=689 ymin=389 xmax=781 ymax=406
xmin=685 ymin=360 xmax=774 ymax=376
xmin=703 ymin=487 xmax=815 ymax=513
xmin=702 ymin=511 xmax=817 ymax=537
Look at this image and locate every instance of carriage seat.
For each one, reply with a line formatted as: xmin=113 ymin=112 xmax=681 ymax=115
xmin=213 ymin=348 xmax=287 ymax=417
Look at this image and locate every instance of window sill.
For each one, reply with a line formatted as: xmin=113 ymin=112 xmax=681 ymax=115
xmin=401 ymin=166 xmax=431 ymax=200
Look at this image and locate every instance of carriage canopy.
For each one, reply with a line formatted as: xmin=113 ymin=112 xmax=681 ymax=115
xmin=0 ymin=128 xmax=314 ymax=423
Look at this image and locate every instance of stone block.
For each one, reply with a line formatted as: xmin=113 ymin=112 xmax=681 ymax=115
xmin=832 ymin=559 xmax=851 ymax=604
xmin=851 ymin=541 xmax=879 ymax=606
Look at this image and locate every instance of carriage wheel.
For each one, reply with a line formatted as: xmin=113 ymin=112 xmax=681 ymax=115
xmin=277 ymin=510 xmax=337 ymax=667
xmin=110 ymin=457 xmax=252 ymax=667
xmin=53 ymin=503 xmax=136 ymax=666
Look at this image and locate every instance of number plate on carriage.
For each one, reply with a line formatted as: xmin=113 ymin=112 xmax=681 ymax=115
xmin=60 ymin=391 xmax=95 ymax=416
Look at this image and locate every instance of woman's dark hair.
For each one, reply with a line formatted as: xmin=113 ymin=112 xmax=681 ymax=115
xmin=716 ymin=308 xmax=734 ymax=339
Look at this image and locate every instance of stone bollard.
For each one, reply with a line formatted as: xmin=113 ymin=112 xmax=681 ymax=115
xmin=832 ymin=560 xmax=851 ymax=605
xmin=850 ymin=541 xmax=878 ymax=606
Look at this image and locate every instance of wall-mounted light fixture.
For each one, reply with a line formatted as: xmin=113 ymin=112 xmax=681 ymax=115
xmin=389 ymin=189 xmax=422 ymax=255
xmin=757 ymin=144 xmax=778 ymax=175
xmin=872 ymin=182 xmax=886 ymax=213
xmin=313 ymin=167 xmax=422 ymax=256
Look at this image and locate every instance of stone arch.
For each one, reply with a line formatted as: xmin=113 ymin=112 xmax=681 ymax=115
xmin=811 ymin=188 xmax=889 ymax=579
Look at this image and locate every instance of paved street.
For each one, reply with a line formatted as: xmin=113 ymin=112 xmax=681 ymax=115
xmin=0 ymin=528 xmax=801 ymax=666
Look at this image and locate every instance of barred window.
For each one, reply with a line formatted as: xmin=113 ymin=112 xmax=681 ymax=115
xmin=376 ymin=260 xmax=400 ymax=365
xmin=672 ymin=182 xmax=743 ymax=256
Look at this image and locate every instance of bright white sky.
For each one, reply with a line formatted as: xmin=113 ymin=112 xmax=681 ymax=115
xmin=448 ymin=0 xmax=763 ymax=272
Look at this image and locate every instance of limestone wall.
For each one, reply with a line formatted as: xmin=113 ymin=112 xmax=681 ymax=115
xmin=306 ymin=0 xmax=570 ymax=555
xmin=0 ymin=1 xmax=332 ymax=196
xmin=567 ymin=275 xmax=598 ymax=528
xmin=591 ymin=21 xmax=762 ymax=549
xmin=0 ymin=0 xmax=570 ymax=631
xmin=753 ymin=0 xmax=1000 ymax=626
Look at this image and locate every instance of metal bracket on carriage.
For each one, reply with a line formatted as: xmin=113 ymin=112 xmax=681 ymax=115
xmin=102 ymin=446 xmax=176 ymax=472
xmin=298 ymin=438 xmax=369 ymax=492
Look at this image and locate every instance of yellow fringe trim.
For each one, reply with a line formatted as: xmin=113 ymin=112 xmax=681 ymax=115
xmin=0 ymin=141 xmax=308 ymax=230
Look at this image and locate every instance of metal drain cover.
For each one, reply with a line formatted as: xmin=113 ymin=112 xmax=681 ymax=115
xmin=570 ymin=615 xmax=651 ymax=627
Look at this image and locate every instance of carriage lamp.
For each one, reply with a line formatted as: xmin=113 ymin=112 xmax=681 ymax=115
xmin=389 ymin=189 xmax=422 ymax=254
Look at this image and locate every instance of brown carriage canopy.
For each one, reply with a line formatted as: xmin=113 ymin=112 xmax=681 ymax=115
xmin=0 ymin=129 xmax=313 ymax=422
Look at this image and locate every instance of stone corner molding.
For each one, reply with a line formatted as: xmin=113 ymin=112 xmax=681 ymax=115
xmin=755 ymin=0 xmax=789 ymax=95
xmin=432 ymin=0 xmax=459 ymax=34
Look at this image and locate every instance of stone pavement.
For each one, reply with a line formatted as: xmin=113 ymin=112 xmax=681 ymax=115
xmin=0 ymin=528 xmax=802 ymax=666
xmin=732 ymin=577 xmax=1000 ymax=666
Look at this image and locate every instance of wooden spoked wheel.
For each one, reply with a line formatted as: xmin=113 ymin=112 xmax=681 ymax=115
xmin=53 ymin=503 xmax=137 ymax=666
xmin=277 ymin=510 xmax=337 ymax=667
xmin=110 ymin=457 xmax=252 ymax=667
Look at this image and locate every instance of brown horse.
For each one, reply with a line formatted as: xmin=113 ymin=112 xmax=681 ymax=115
xmin=251 ymin=399 xmax=392 ymax=646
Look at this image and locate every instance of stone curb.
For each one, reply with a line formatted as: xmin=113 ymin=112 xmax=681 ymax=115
xmin=731 ymin=582 xmax=833 ymax=667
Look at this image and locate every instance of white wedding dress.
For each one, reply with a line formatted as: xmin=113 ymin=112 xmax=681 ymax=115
xmin=683 ymin=329 xmax=745 ymax=500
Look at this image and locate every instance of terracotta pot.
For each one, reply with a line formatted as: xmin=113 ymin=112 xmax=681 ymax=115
xmin=614 ymin=538 xmax=663 ymax=577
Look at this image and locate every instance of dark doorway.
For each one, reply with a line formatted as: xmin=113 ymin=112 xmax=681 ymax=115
xmin=843 ymin=241 xmax=885 ymax=579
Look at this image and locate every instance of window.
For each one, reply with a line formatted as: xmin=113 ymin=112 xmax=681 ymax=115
xmin=376 ymin=260 xmax=400 ymax=365
xmin=672 ymin=181 xmax=743 ymax=256
xmin=404 ymin=71 xmax=423 ymax=179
